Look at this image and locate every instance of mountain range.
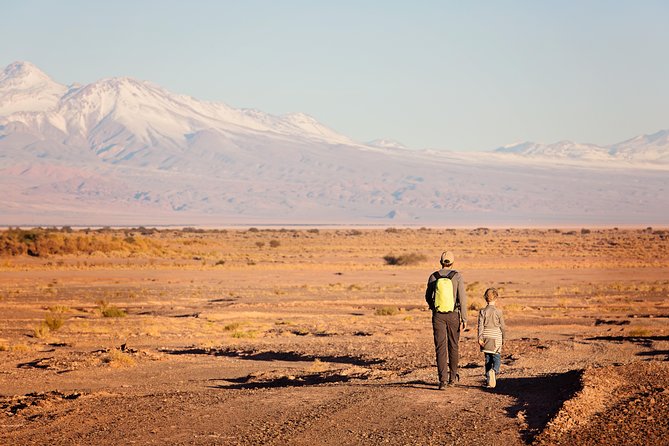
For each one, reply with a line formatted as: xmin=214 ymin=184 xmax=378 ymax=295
xmin=1 ymin=61 xmax=667 ymax=226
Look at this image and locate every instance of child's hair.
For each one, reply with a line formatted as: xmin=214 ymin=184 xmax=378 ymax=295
xmin=484 ymin=287 xmax=499 ymax=303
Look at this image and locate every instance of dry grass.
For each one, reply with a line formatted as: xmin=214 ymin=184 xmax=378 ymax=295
xmin=307 ymin=359 xmax=328 ymax=373
xmin=104 ymin=349 xmax=136 ymax=367
xmin=98 ymin=301 xmax=127 ymax=318
xmin=231 ymin=330 xmax=258 ymax=339
xmin=627 ymin=328 xmax=652 ymax=337
xmin=44 ymin=313 xmax=65 ymax=331
xmin=503 ymin=303 xmax=524 ymax=313
xmin=468 ymin=296 xmax=486 ymax=311
xmin=33 ymin=323 xmax=50 ymax=339
xmin=10 ymin=343 xmax=32 ymax=353
xmin=1 ymin=227 xmax=667 ymax=272
xmin=375 ymin=306 xmax=401 ymax=316
xmin=466 ymin=281 xmax=481 ymax=293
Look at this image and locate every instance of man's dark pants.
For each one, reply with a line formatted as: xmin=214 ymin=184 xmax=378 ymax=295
xmin=432 ymin=311 xmax=460 ymax=384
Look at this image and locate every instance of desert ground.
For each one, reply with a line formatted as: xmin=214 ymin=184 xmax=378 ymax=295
xmin=1 ymin=227 xmax=668 ymax=445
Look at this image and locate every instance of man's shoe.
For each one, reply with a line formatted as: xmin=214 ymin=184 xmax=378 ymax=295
xmin=488 ymin=370 xmax=496 ymax=388
xmin=438 ymin=382 xmax=447 ymax=391
xmin=448 ymin=373 xmax=460 ymax=387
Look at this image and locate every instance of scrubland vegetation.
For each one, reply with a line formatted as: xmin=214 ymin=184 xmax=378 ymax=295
xmin=0 ymin=227 xmax=159 ymax=257
xmin=1 ymin=226 xmax=668 ymax=445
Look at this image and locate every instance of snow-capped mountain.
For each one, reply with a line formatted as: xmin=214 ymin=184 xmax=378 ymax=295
xmin=366 ymin=139 xmax=408 ymax=150
xmin=1 ymin=61 xmax=668 ymax=226
xmin=609 ymin=130 xmax=669 ymax=162
xmin=495 ymin=131 xmax=669 ymax=164
xmin=0 ymin=61 xmax=67 ymax=115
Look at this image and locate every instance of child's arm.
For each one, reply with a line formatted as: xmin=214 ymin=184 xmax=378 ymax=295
xmin=477 ymin=309 xmax=484 ymax=346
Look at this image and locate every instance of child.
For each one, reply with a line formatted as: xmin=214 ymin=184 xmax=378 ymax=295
xmin=477 ymin=288 xmax=506 ymax=388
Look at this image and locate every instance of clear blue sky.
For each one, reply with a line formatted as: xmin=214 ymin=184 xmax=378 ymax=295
xmin=3 ymin=1 xmax=668 ymax=151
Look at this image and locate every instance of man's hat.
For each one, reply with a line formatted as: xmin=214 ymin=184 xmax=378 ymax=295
xmin=440 ymin=251 xmax=455 ymax=265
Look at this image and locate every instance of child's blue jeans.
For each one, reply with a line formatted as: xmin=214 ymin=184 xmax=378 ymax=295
xmin=484 ymin=352 xmax=501 ymax=379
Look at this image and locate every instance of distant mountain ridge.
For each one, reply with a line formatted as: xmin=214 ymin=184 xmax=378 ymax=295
xmin=1 ymin=61 xmax=668 ymax=226
xmin=496 ymin=129 xmax=669 ymax=163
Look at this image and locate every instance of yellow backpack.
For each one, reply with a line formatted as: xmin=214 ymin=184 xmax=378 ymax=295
xmin=432 ymin=270 xmax=457 ymax=313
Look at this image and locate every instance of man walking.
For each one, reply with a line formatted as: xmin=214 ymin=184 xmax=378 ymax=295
xmin=425 ymin=251 xmax=467 ymax=390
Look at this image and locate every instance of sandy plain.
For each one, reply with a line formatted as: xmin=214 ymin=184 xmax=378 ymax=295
xmin=1 ymin=227 xmax=668 ymax=445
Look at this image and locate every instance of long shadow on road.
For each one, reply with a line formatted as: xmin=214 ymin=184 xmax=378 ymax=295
xmin=161 ymin=346 xmax=383 ymax=366
xmin=491 ymin=370 xmax=582 ymax=444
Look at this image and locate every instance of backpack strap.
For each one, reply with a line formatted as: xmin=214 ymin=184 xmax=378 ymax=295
xmin=446 ymin=270 xmax=460 ymax=311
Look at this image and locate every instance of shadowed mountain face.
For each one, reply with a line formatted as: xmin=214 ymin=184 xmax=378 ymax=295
xmin=1 ymin=61 xmax=668 ymax=226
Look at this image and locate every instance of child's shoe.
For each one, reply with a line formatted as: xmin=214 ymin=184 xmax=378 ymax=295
xmin=488 ymin=369 xmax=496 ymax=388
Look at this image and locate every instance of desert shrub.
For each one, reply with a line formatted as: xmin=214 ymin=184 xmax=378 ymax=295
xmin=102 ymin=306 xmax=126 ymax=317
xmin=628 ymin=328 xmax=652 ymax=337
xmin=98 ymin=301 xmax=126 ymax=318
xmin=308 ymin=358 xmax=327 ymax=373
xmin=247 ymin=227 xmax=259 ymax=233
xmin=44 ymin=313 xmax=65 ymax=331
xmin=182 ymin=227 xmax=205 ymax=233
xmin=33 ymin=323 xmax=50 ymax=338
xmin=581 ymin=228 xmax=591 ymax=234
xmin=348 ymin=230 xmax=362 ymax=236
xmin=224 ymin=322 xmax=241 ymax=331
xmin=375 ymin=306 xmax=400 ymax=316
xmin=466 ymin=281 xmax=480 ymax=293
xmin=48 ymin=305 xmax=69 ymax=313
xmin=0 ymin=344 xmax=7 ymax=351
xmin=231 ymin=330 xmax=257 ymax=338
xmin=255 ymin=241 xmax=265 ymax=249
xmin=383 ymin=252 xmax=427 ymax=266
xmin=215 ymin=259 xmax=226 ymax=266
xmin=504 ymin=303 xmax=523 ymax=312
xmin=385 ymin=227 xmax=399 ymax=233
xmin=306 ymin=229 xmax=320 ymax=234
xmin=0 ymin=228 xmax=159 ymax=256
xmin=269 ymin=239 xmax=281 ymax=248
xmin=104 ymin=349 xmax=135 ymax=367
xmin=468 ymin=296 xmax=486 ymax=311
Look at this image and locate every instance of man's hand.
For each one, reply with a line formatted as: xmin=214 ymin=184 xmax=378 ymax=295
xmin=460 ymin=320 xmax=467 ymax=331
